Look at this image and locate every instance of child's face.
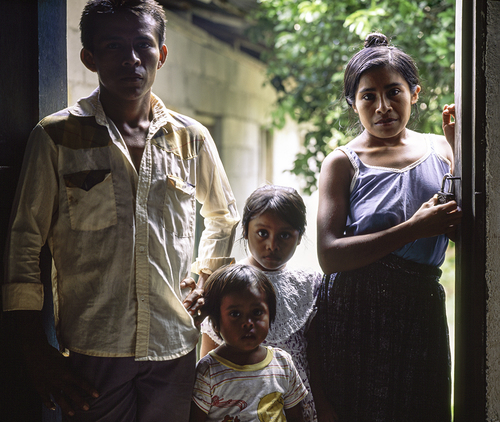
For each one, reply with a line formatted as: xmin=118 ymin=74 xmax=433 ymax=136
xmin=81 ymin=11 xmax=167 ymax=103
xmin=246 ymin=211 xmax=301 ymax=271
xmin=217 ymin=284 xmax=270 ymax=354
xmin=352 ymin=66 xmax=420 ymax=141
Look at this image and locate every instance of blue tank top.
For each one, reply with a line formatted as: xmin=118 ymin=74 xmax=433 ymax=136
xmin=339 ymin=134 xmax=451 ymax=267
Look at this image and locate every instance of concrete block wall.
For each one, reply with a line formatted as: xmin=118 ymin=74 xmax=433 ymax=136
xmin=486 ymin=0 xmax=500 ymax=419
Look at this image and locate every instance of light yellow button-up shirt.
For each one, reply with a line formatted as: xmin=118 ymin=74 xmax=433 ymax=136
xmin=3 ymin=88 xmax=239 ymax=360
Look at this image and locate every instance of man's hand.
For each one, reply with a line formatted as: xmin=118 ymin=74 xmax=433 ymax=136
xmin=27 ymin=344 xmax=99 ymax=416
xmin=181 ymin=272 xmax=210 ymax=325
xmin=16 ymin=311 xmax=99 ymax=417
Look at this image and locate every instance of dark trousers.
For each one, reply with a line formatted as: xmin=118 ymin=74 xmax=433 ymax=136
xmin=63 ymin=348 xmax=196 ymax=422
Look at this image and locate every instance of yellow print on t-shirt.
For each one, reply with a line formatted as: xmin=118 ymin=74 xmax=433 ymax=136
xmin=258 ymin=392 xmax=285 ymax=422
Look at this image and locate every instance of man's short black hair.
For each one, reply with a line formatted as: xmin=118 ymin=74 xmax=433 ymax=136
xmin=80 ymin=0 xmax=167 ymax=51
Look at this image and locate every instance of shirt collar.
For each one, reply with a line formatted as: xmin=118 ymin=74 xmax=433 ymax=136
xmin=68 ymin=87 xmax=180 ymax=134
xmin=68 ymin=87 xmax=108 ymax=126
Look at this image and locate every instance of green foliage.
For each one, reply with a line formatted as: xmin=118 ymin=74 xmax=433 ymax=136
xmin=247 ymin=0 xmax=455 ymax=194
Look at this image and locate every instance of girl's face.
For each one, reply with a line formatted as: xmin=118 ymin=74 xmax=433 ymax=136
xmin=246 ymin=211 xmax=302 ymax=272
xmin=352 ymin=66 xmax=420 ymax=142
xmin=217 ymin=284 xmax=270 ymax=355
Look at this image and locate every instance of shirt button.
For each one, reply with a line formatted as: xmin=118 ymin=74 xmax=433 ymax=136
xmin=139 ymin=246 xmax=145 ymax=252
xmin=140 ymin=296 xmax=145 ymax=302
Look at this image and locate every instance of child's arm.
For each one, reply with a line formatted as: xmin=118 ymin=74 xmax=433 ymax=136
xmin=306 ymin=317 xmax=338 ymax=422
xmin=189 ymin=401 xmax=208 ymax=422
xmin=284 ymin=403 xmax=305 ymax=422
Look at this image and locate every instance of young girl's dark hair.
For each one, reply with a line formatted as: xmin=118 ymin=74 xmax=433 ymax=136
xmin=80 ymin=0 xmax=167 ymax=51
xmin=203 ymin=264 xmax=277 ymax=335
xmin=242 ymin=185 xmax=307 ymax=239
xmin=343 ymin=32 xmax=420 ymax=108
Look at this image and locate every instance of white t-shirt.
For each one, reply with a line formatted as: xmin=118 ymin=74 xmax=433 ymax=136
xmin=192 ymin=346 xmax=308 ymax=421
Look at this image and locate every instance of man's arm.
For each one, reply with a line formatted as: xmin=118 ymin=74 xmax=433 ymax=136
xmin=3 ymin=126 xmax=98 ymax=416
xmin=193 ymin=127 xmax=240 ymax=262
xmin=184 ymin=127 xmax=239 ymax=315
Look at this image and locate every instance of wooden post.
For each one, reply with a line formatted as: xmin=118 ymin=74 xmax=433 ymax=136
xmin=0 ymin=0 xmax=67 ymax=420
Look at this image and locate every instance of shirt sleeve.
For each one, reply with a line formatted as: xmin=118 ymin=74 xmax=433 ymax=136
xmin=192 ymin=357 xmax=213 ymax=414
xmin=3 ymin=124 xmax=59 ymax=311
xmin=191 ymin=127 xmax=240 ymax=275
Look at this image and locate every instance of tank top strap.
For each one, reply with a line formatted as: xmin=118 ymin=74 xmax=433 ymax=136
xmin=426 ymin=133 xmax=435 ymax=152
xmin=336 ymin=145 xmax=361 ymax=192
xmin=425 ymin=133 xmax=452 ymax=168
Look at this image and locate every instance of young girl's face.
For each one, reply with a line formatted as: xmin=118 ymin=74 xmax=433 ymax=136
xmin=218 ymin=284 xmax=270 ymax=355
xmin=246 ymin=211 xmax=302 ymax=272
xmin=352 ymin=66 xmax=420 ymax=141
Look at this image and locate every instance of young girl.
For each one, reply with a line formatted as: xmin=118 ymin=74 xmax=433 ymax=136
xmin=200 ymin=185 xmax=322 ymax=422
xmin=314 ymin=32 xmax=462 ymax=421
xmin=190 ymin=264 xmax=307 ymax=422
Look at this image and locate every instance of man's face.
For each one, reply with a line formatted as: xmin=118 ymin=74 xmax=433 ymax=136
xmin=81 ymin=11 xmax=167 ymax=103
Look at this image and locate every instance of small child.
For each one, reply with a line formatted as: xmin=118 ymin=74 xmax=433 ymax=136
xmin=190 ymin=264 xmax=307 ymax=422
xmin=201 ymin=185 xmax=322 ymax=421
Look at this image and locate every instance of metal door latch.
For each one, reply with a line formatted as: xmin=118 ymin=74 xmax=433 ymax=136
xmin=437 ymin=173 xmax=460 ymax=204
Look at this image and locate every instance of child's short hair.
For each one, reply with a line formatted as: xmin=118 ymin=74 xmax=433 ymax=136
xmin=242 ymin=185 xmax=307 ymax=238
xmin=80 ymin=0 xmax=167 ymax=51
xmin=203 ymin=264 xmax=277 ymax=334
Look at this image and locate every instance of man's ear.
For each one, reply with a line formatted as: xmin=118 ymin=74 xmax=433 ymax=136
xmin=157 ymin=45 xmax=168 ymax=70
xmin=81 ymin=48 xmax=97 ymax=72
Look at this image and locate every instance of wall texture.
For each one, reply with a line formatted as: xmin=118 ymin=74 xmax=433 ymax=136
xmin=486 ymin=0 xmax=500 ymax=419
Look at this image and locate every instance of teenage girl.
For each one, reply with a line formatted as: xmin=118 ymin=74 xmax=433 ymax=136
xmin=314 ymin=32 xmax=462 ymax=421
xmin=200 ymin=185 xmax=322 ymax=422
xmin=190 ymin=264 xmax=307 ymax=422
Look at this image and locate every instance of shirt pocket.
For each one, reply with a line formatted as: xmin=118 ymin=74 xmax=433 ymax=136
xmin=63 ymin=170 xmax=117 ymax=231
xmin=163 ymin=175 xmax=195 ymax=237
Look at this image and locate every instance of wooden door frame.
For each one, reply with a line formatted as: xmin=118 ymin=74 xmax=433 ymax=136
xmin=453 ymin=0 xmax=487 ymax=420
xmin=0 ymin=1 xmax=67 ymax=421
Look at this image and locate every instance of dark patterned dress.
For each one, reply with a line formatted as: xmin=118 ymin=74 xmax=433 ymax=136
xmin=316 ymin=255 xmax=451 ymax=422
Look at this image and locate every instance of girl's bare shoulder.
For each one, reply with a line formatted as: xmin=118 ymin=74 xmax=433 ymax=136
xmin=431 ymin=133 xmax=453 ymax=161
xmin=322 ymin=146 xmax=353 ymax=173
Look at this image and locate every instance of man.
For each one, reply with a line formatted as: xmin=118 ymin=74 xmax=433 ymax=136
xmin=2 ymin=1 xmax=239 ymax=420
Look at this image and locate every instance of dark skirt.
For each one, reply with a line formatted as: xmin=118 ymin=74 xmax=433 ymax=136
xmin=316 ymin=254 xmax=451 ymax=422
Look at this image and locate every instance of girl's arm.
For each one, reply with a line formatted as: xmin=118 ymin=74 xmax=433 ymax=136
xmin=189 ymin=401 xmax=207 ymax=422
xmin=442 ymin=104 xmax=456 ymax=168
xmin=200 ymin=333 xmax=219 ymax=358
xmin=284 ymin=403 xmax=305 ymax=422
xmin=306 ymin=317 xmax=338 ymax=422
xmin=317 ymin=150 xmax=462 ymax=274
